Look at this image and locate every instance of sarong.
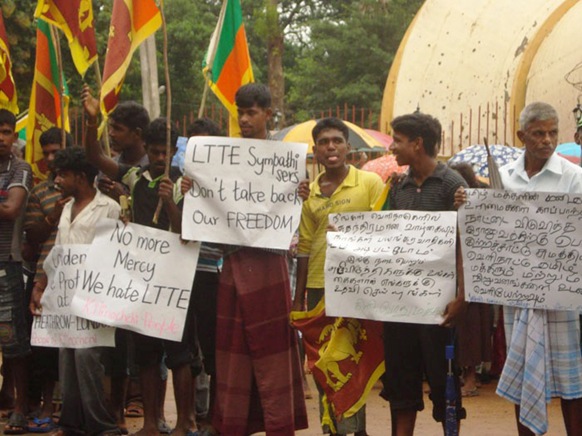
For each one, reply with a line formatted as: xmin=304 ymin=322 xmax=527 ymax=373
xmin=497 ymin=307 xmax=582 ymax=435
xmin=214 ymin=248 xmax=308 ymax=435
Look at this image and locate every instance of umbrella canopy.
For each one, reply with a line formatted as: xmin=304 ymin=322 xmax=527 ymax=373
xmin=556 ymin=142 xmax=581 ymax=156
xmin=364 ymin=129 xmax=394 ymax=150
xmin=361 ymin=154 xmax=408 ymax=182
xmin=273 ymin=120 xmax=385 ymax=154
xmin=556 ymin=142 xmax=581 ymax=165
xmin=448 ymin=144 xmax=523 ymax=178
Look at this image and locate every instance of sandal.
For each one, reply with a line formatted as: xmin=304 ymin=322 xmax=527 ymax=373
xmin=158 ymin=420 xmax=172 ymax=434
xmin=4 ymin=412 xmax=28 ymax=434
xmin=124 ymin=402 xmax=144 ymax=418
xmin=28 ymin=416 xmax=57 ymax=433
xmin=461 ymin=387 xmax=479 ymax=397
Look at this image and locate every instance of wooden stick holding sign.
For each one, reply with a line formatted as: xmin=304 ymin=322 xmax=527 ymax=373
xmin=153 ymin=2 xmax=172 ymax=224
xmin=92 ymin=62 xmax=112 ymax=158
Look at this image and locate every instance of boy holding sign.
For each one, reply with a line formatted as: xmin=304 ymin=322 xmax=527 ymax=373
xmin=30 ymin=147 xmax=121 ymax=436
xmin=82 ymin=90 xmax=198 ymax=436
xmin=292 ymin=117 xmax=384 ymax=435
xmin=383 ymin=113 xmax=467 ymax=435
xmin=212 ymin=84 xmax=308 ymax=435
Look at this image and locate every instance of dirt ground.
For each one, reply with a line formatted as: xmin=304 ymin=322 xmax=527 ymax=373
xmin=147 ymin=374 xmax=565 ymax=436
xmin=270 ymin=377 xmax=565 ymax=436
xmin=2 ymin=374 xmax=566 ymax=435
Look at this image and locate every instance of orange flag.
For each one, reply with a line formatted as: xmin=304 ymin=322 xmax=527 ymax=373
xmin=100 ymin=0 xmax=162 ymax=116
xmin=35 ymin=0 xmax=97 ymax=76
xmin=203 ymin=0 xmax=254 ymax=137
xmin=25 ymin=19 xmax=70 ymax=182
xmin=0 ymin=12 xmax=18 ymax=114
xmin=291 ymin=300 xmax=385 ymax=428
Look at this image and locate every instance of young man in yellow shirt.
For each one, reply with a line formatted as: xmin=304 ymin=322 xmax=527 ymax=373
xmin=293 ymin=117 xmax=384 ymax=435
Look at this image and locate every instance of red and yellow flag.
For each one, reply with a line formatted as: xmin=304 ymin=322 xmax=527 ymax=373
xmin=291 ymin=300 xmax=385 ymax=429
xmin=25 ymin=19 xmax=70 ymax=182
xmin=203 ymin=0 xmax=254 ymax=136
xmin=100 ymin=0 xmax=161 ymax=116
xmin=34 ymin=0 xmax=97 ymax=76
xmin=0 ymin=12 xmax=18 ymax=114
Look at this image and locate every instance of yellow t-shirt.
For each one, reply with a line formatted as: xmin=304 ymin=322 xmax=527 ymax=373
xmin=297 ymin=165 xmax=384 ymax=288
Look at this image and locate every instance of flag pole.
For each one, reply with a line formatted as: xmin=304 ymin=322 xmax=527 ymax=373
xmin=198 ymin=75 xmax=210 ymax=118
xmin=48 ymin=24 xmax=66 ymax=150
xmin=153 ymin=0 xmax=171 ymax=224
xmin=92 ymin=61 xmax=112 ymax=157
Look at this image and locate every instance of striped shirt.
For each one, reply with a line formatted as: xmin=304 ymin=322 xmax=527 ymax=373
xmin=24 ymin=177 xmax=61 ymax=281
xmin=389 ymin=162 xmax=467 ymax=211
xmin=0 ymin=155 xmax=32 ymax=262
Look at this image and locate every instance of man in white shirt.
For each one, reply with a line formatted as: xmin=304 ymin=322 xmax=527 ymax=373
xmin=31 ymin=147 xmax=121 ymax=436
xmin=496 ymin=102 xmax=582 ymax=436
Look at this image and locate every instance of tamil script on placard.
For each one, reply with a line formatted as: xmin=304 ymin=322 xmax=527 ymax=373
xmin=324 ymin=211 xmax=458 ymax=324
xmin=459 ymin=189 xmax=582 ymax=310
xmin=182 ymin=136 xmax=307 ymax=250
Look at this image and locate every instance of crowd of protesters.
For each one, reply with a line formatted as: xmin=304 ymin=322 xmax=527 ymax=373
xmin=0 ymin=81 xmax=581 ymax=436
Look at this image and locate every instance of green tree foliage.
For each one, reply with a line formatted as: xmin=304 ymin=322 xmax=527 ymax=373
xmin=286 ymin=0 xmax=424 ymax=123
xmin=5 ymin=0 xmax=423 ymax=126
xmin=155 ymin=0 xmax=221 ymax=120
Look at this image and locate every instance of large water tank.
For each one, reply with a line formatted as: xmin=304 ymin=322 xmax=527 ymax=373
xmin=380 ymin=0 xmax=582 ymax=156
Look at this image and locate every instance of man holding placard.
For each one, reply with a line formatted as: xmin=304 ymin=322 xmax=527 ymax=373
xmin=292 ymin=117 xmax=384 ymax=435
xmin=212 ymin=83 xmax=308 ymax=435
xmin=31 ymin=147 xmax=121 ymax=436
xmin=474 ymin=102 xmax=582 ymax=435
xmin=382 ymin=113 xmax=468 ymax=435
xmin=82 ymin=86 xmax=198 ymax=436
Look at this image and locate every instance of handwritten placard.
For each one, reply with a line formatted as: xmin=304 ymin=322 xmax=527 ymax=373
xmin=459 ymin=189 xmax=582 ymax=310
xmin=324 ymin=211 xmax=458 ymax=324
xmin=70 ymin=219 xmax=200 ymax=341
xmin=182 ymin=136 xmax=307 ymax=249
xmin=32 ymin=245 xmax=116 ymax=348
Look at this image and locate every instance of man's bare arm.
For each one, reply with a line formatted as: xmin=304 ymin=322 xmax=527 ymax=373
xmin=81 ymin=85 xmax=120 ymax=179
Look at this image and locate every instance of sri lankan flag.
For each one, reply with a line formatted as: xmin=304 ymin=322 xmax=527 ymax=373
xmin=34 ymin=0 xmax=97 ymax=76
xmin=291 ymin=300 xmax=384 ymax=431
xmin=203 ymin=0 xmax=254 ymax=136
xmin=25 ymin=19 xmax=70 ymax=181
xmin=0 ymin=12 xmax=18 ymax=114
xmin=100 ymin=0 xmax=161 ymax=116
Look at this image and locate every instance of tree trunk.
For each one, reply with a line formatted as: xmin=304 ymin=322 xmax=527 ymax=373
xmin=266 ymin=0 xmax=285 ymax=128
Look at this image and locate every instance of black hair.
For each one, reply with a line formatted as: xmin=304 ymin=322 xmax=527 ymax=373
xmin=39 ymin=127 xmax=74 ymax=148
xmin=235 ymin=83 xmax=271 ymax=109
xmin=53 ymin=146 xmax=98 ymax=183
xmin=448 ymin=162 xmax=488 ymax=188
xmin=109 ymin=101 xmax=150 ymax=132
xmin=391 ymin=113 xmax=442 ymax=157
xmin=0 ymin=109 xmax=16 ymax=129
xmin=143 ymin=118 xmax=178 ymax=148
xmin=312 ymin=117 xmax=350 ymax=143
xmin=187 ymin=118 xmax=222 ymax=137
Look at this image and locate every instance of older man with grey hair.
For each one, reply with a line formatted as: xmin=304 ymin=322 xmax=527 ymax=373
xmin=495 ymin=101 xmax=582 ymax=436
